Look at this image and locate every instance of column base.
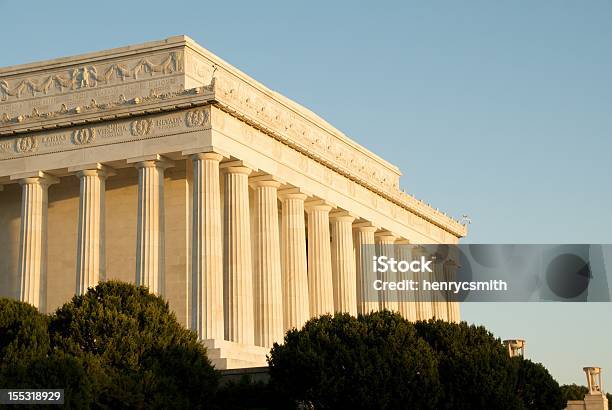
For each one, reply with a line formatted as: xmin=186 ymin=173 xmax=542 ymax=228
xmin=203 ymin=339 xmax=269 ymax=370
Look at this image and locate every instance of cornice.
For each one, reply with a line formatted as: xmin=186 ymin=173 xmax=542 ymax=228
xmin=0 ymin=86 xmax=214 ymax=136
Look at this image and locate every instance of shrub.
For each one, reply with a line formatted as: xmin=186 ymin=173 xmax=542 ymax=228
xmin=514 ymin=357 xmax=564 ymax=409
xmin=0 ymin=298 xmax=49 ymax=368
xmin=48 ymin=281 xmax=219 ymax=409
xmin=268 ymin=311 xmax=441 ymax=409
xmin=216 ymin=375 xmax=293 ymax=410
xmin=414 ymin=319 xmax=519 ymax=409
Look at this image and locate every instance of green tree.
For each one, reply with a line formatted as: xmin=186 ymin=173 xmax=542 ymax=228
xmin=268 ymin=311 xmax=441 ymax=409
xmin=4 ymin=352 xmax=102 ymax=409
xmin=48 ymin=281 xmax=219 ymax=409
xmin=0 ymin=298 xmax=49 ymax=368
xmin=216 ymin=375 xmax=294 ymax=410
xmin=0 ymin=299 xmax=100 ymax=408
xmin=414 ymin=319 xmax=519 ymax=410
xmin=514 ymin=357 xmax=564 ymax=409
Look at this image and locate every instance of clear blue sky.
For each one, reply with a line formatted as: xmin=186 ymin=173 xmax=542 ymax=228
xmin=1 ymin=0 xmax=610 ymax=385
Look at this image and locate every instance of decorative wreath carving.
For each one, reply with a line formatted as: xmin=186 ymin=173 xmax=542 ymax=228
xmin=185 ymin=110 xmax=209 ymax=127
xmin=72 ymin=128 xmax=96 ymax=145
xmin=130 ymin=119 xmax=152 ymax=136
xmin=14 ymin=136 xmax=38 ymax=153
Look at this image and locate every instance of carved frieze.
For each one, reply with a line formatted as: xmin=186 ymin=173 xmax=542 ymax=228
xmin=0 ymin=52 xmax=183 ymax=102
xmin=0 ymin=87 xmax=208 ymax=129
xmin=0 ymin=106 xmax=210 ymax=160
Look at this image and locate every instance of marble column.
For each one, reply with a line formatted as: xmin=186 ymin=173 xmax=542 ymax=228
xmin=221 ymin=161 xmax=254 ymax=344
xmin=191 ymin=152 xmax=224 ymax=340
xmin=353 ymin=222 xmax=379 ymax=315
xmin=395 ymin=238 xmax=418 ymax=321
xmin=305 ymin=200 xmax=334 ymax=317
xmin=412 ymin=246 xmax=433 ymax=320
xmin=250 ymin=176 xmax=283 ymax=347
xmin=432 ymin=254 xmax=448 ymax=321
xmin=132 ymin=155 xmax=172 ymax=295
xmin=375 ymin=231 xmax=399 ymax=312
xmin=330 ymin=211 xmax=357 ymax=315
xmin=444 ymin=259 xmax=460 ymax=322
xmin=13 ymin=172 xmax=58 ymax=311
xmin=279 ymin=189 xmax=310 ymax=332
xmin=73 ymin=165 xmax=111 ymax=295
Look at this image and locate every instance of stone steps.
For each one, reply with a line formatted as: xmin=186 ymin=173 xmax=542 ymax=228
xmin=203 ymin=339 xmax=269 ymax=370
xmin=211 ymin=358 xmax=265 ymax=370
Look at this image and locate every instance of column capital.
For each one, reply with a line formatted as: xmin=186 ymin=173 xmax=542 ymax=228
xmin=411 ymin=245 xmax=427 ymax=257
xmin=190 ymin=152 xmax=224 ymax=162
xmin=395 ymin=238 xmax=411 ymax=245
xmin=182 ymin=146 xmax=229 ymax=159
xmin=329 ymin=210 xmax=357 ymax=222
xmin=127 ymin=154 xmax=174 ymax=169
xmin=220 ymin=160 xmax=255 ymax=175
xmin=68 ymin=163 xmax=116 ymax=178
xmin=249 ymin=174 xmax=284 ymax=188
xmin=304 ymin=198 xmax=334 ymax=212
xmin=444 ymin=259 xmax=458 ymax=268
xmin=10 ymin=171 xmax=59 ymax=186
xmin=375 ymin=230 xmax=398 ymax=241
xmin=353 ymin=221 xmax=379 ymax=233
xmin=278 ymin=187 xmax=311 ymax=200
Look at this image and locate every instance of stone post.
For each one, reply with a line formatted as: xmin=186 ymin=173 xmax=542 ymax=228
xmin=375 ymin=230 xmax=399 ymax=312
xmin=73 ymin=165 xmax=112 ymax=295
xmin=353 ymin=222 xmax=379 ymax=314
xmin=330 ymin=211 xmax=357 ymax=315
xmin=305 ymin=200 xmax=334 ymax=317
xmin=191 ymin=152 xmax=224 ymax=340
xmin=503 ymin=339 xmax=526 ymax=358
xmin=221 ymin=161 xmax=255 ymax=344
xmin=412 ymin=245 xmax=433 ymax=320
xmin=584 ymin=367 xmax=604 ymax=395
xmin=395 ymin=238 xmax=418 ymax=321
xmin=132 ymin=155 xmax=172 ymax=295
xmin=279 ymin=189 xmax=310 ymax=332
xmin=431 ymin=252 xmax=448 ymax=321
xmin=250 ymin=175 xmax=283 ymax=347
xmin=13 ymin=172 xmax=58 ymax=312
xmin=444 ymin=259 xmax=461 ymax=323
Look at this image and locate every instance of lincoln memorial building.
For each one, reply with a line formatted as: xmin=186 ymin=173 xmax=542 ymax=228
xmin=0 ymin=36 xmax=466 ymax=369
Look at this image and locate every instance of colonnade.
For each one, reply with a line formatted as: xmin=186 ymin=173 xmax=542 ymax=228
xmin=9 ymin=150 xmax=459 ymax=349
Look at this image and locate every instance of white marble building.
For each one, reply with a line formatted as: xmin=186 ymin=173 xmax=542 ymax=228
xmin=0 ymin=36 xmax=466 ymax=368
